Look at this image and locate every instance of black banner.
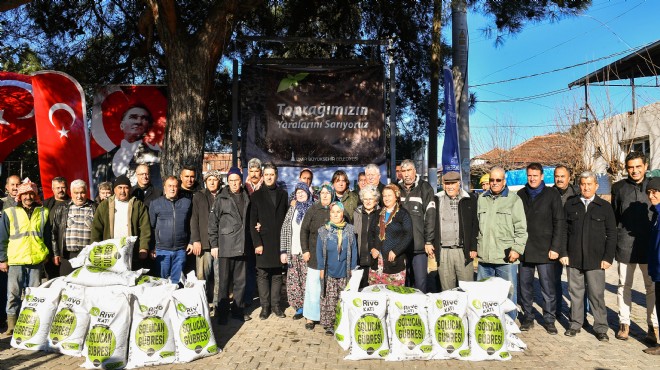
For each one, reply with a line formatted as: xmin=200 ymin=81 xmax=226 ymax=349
xmin=241 ymin=64 xmax=385 ymax=166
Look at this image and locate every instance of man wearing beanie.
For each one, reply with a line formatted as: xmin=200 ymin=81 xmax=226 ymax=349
xmin=191 ymin=169 xmax=223 ymax=310
xmin=209 ymin=166 xmax=252 ymax=323
xmin=91 ymin=175 xmax=152 ymax=269
xmin=0 ymin=178 xmax=51 ymax=336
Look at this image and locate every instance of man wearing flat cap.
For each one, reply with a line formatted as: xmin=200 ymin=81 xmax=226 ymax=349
xmin=432 ymin=171 xmax=478 ymax=291
xmin=191 ymin=170 xmax=223 ymax=307
xmin=91 ymin=175 xmax=152 ymax=269
xmin=0 ymin=178 xmax=51 ymax=336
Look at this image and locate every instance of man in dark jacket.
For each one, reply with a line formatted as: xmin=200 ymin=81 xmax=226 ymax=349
xmin=191 ymin=169 xmax=222 ymax=308
xmin=561 ymin=171 xmax=616 ymax=342
xmin=553 ymin=165 xmax=580 ymax=314
xmin=250 ymin=162 xmax=288 ymax=319
xmin=398 ymin=159 xmax=436 ymax=293
xmin=644 ymin=177 xmax=660 ymax=355
xmin=517 ymin=163 xmax=564 ymax=335
xmin=611 ymin=151 xmax=658 ymax=342
xmin=51 ymin=179 xmax=96 ymax=276
xmin=131 ymin=164 xmax=162 ymax=208
xmin=353 ymin=185 xmax=380 ymax=289
xmin=149 ymin=176 xmax=192 ymax=283
xmin=432 ymin=171 xmax=477 ymax=291
xmin=209 ymin=167 xmax=251 ymax=324
xmin=43 ymin=176 xmax=71 ymax=279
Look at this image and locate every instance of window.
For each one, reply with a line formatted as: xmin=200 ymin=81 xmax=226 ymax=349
xmin=622 ymin=136 xmax=650 ymax=158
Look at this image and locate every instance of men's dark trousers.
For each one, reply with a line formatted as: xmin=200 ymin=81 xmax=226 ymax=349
xmin=519 ymin=262 xmax=556 ymax=323
xmin=256 ymin=267 xmax=283 ymax=311
xmin=411 ymin=253 xmax=428 ymax=293
xmin=217 ymin=256 xmax=247 ymax=316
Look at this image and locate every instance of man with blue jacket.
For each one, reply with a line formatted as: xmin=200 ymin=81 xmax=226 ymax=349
xmin=149 ymin=176 xmax=192 ymax=283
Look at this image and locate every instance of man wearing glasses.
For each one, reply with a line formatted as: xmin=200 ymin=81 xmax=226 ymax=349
xmin=131 ymin=164 xmax=162 ymax=209
xmin=476 ymin=166 xmax=528 ymax=319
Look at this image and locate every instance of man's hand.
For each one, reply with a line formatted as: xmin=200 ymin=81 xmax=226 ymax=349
xmin=0 ymin=261 xmax=8 ymax=273
xmin=508 ymin=250 xmax=520 ymax=263
xmin=560 ymin=257 xmax=569 ymax=266
xmin=302 ymin=252 xmax=310 ymax=262
xmin=211 ymin=248 xmax=219 ymax=259
xmin=185 ymin=244 xmax=194 ymax=255
xmin=320 ymin=270 xmax=324 ymax=280
xmin=280 ymin=253 xmax=287 ymax=264
xmin=150 ymin=250 xmax=157 ymax=259
xmin=601 ymin=260 xmax=611 ymax=270
xmin=255 ymin=246 xmax=264 ymax=255
xmin=139 ymin=249 xmax=148 ymax=260
xmin=370 ymin=248 xmax=380 ymax=259
xmin=548 ymin=250 xmax=559 ymax=260
xmin=255 ymin=222 xmax=262 ymax=232
xmin=53 ymin=256 xmax=61 ymax=266
xmin=290 ymin=199 xmax=297 ymax=207
xmin=192 ymin=241 xmax=202 ymax=256
xmin=388 ymin=251 xmax=396 ymax=262
xmin=469 ymin=251 xmax=477 ymax=259
xmin=424 ymin=243 xmax=435 ymax=258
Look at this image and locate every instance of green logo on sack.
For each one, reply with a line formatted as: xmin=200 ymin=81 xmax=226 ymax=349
xmin=472 ymin=299 xmax=482 ymax=309
xmin=385 ymin=285 xmax=417 ymax=294
xmin=86 ymin=325 xmax=117 ymax=367
xmin=136 ymin=317 xmax=168 ymax=355
xmin=13 ymin=307 xmax=40 ymax=343
xmin=49 ymin=308 xmax=77 ymax=344
xmin=90 ymin=307 xmax=101 ymax=316
xmin=353 ymin=314 xmax=384 ymax=355
xmin=435 ymin=300 xmax=443 ymax=310
xmin=88 ymin=243 xmax=120 ymax=269
xmin=395 ymin=313 xmax=425 ymax=349
xmin=176 ymin=303 xmax=187 ymax=313
xmin=475 ymin=315 xmax=504 ymax=354
xmin=334 ymin=300 xmax=342 ymax=332
xmin=352 ymin=298 xmax=362 ymax=308
xmin=179 ymin=316 xmax=210 ymax=353
xmin=435 ymin=313 xmax=465 ymax=352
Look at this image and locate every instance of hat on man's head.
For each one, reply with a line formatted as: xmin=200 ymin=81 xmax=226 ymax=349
xmin=227 ymin=167 xmax=242 ymax=178
xmin=442 ymin=172 xmax=461 ymax=182
xmin=113 ymin=175 xmax=131 ymax=189
xmin=204 ymin=170 xmax=222 ymax=181
xmin=15 ymin=178 xmax=39 ymax=203
xmin=648 ymin=177 xmax=660 ymax=192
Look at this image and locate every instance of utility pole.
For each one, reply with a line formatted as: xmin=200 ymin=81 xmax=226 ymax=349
xmin=452 ymin=0 xmax=470 ymax=190
xmin=428 ymin=0 xmax=442 ymax=191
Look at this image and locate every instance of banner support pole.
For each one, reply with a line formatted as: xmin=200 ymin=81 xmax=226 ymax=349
xmin=389 ymin=40 xmax=397 ymax=184
xmin=232 ymin=59 xmax=239 ymax=167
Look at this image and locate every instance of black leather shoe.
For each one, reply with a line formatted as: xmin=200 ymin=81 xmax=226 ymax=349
xmin=293 ymin=313 xmax=304 ymax=320
xmin=272 ymin=308 xmax=286 ymax=318
xmin=543 ymin=322 xmax=558 ymax=335
xmin=595 ymin=333 xmax=609 ymax=342
xmin=243 ymin=314 xmax=252 ymax=322
xmin=305 ymin=321 xmax=315 ymax=330
xmin=520 ymin=320 xmax=534 ymax=331
xmin=259 ymin=308 xmax=270 ymax=320
xmin=325 ymin=328 xmax=334 ymax=336
xmin=564 ymin=328 xmax=581 ymax=337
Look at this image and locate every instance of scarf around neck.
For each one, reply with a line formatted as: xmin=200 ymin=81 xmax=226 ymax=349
xmin=379 ymin=203 xmax=399 ymax=241
xmin=327 ymin=220 xmax=347 ymax=256
xmin=525 ymin=180 xmax=545 ymax=200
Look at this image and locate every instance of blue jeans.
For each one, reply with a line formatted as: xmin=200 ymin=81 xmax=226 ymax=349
xmin=7 ymin=264 xmax=42 ymax=316
xmin=155 ymin=249 xmax=187 ymax=283
xmin=477 ymin=262 xmax=518 ymax=320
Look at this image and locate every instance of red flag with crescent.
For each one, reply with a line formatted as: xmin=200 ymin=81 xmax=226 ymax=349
xmin=31 ymin=71 xmax=92 ymax=199
xmin=0 ymin=72 xmax=36 ymax=162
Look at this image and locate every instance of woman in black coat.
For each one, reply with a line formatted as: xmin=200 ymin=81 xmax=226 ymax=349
xmin=367 ymin=184 xmax=413 ymax=286
xmin=249 ymin=163 xmax=289 ymax=319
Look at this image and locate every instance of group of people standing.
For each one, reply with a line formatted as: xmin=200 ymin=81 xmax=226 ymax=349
xmin=1 ymin=151 xmax=660 ymax=356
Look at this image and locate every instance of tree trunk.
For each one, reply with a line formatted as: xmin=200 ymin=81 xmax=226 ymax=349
xmin=428 ymin=0 xmax=441 ymax=189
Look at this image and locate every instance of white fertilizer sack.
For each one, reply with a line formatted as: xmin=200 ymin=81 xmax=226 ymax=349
xmin=459 ymin=278 xmax=512 ymax=361
xmin=82 ymin=290 xmax=132 ymax=369
xmin=126 ymin=284 xmax=178 ymax=368
xmin=70 ymin=236 xmax=136 ymax=272
xmin=427 ymin=289 xmax=470 ymax=360
xmin=386 ymin=289 xmax=432 ymax=361
xmin=344 ymin=292 xmax=390 ymax=360
xmin=334 ymin=269 xmax=363 ymax=350
xmin=64 ymin=266 xmax=146 ymax=287
xmin=11 ymin=286 xmax=62 ymax=351
xmin=170 ymin=273 xmax=218 ymax=363
xmin=47 ymin=283 xmax=89 ymax=356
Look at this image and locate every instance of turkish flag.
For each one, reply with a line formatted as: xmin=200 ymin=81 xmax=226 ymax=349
xmin=32 ymin=71 xmax=92 ymax=199
xmin=0 ymin=72 xmax=37 ymax=162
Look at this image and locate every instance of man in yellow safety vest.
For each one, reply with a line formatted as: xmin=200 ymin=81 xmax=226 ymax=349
xmin=0 ymin=179 xmax=50 ymax=336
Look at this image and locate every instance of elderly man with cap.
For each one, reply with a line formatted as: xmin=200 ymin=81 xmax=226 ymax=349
xmin=479 ymin=173 xmax=490 ymax=192
xmin=644 ymin=177 xmax=660 ymax=355
xmin=91 ymin=175 xmax=152 ymax=269
xmin=432 ymin=171 xmax=478 ymax=291
xmin=191 ymin=170 xmax=223 ymax=307
xmin=0 ymin=178 xmax=51 ymax=336
xmin=209 ymin=166 xmax=252 ymax=323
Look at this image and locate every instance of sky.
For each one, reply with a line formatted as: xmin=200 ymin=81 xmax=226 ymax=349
xmin=459 ymin=0 xmax=660 ymax=157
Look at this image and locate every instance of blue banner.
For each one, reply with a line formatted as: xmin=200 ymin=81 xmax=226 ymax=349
xmin=442 ymin=67 xmax=460 ymax=174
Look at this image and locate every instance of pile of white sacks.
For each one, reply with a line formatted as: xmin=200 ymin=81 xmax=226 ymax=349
xmin=335 ymin=271 xmax=526 ymax=362
xmin=10 ymin=236 xmax=218 ymax=369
